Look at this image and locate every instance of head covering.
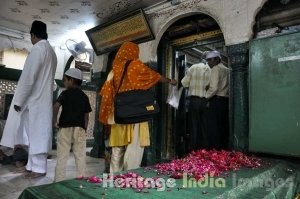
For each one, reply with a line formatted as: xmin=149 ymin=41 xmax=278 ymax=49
xmin=206 ymin=50 xmax=221 ymax=59
xmin=112 ymin=41 xmax=139 ymax=88
xmin=30 ymin=20 xmax=47 ymax=35
xmin=99 ymin=41 xmax=161 ymax=124
xmin=65 ymin=68 xmax=83 ymax=80
xmin=30 ymin=20 xmax=48 ymax=40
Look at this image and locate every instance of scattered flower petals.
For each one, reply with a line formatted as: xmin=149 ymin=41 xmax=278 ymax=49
xmin=154 ymin=149 xmax=261 ymax=179
xmin=86 ymin=150 xmax=261 ymax=193
xmin=87 ymin=176 xmax=102 ymax=183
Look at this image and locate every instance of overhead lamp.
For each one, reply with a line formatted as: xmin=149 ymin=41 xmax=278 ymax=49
xmin=169 ymin=0 xmax=181 ymax=5
xmin=0 ymin=31 xmax=24 ymax=39
xmin=192 ymin=48 xmax=204 ymax=54
xmin=0 ymin=27 xmax=24 ymax=39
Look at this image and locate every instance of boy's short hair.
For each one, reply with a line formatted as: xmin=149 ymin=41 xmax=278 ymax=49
xmin=64 ymin=75 xmax=83 ymax=86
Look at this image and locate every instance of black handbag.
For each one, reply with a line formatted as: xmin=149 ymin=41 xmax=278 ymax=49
xmin=114 ymin=61 xmax=160 ymax=124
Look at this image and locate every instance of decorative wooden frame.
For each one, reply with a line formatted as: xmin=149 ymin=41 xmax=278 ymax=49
xmin=86 ymin=9 xmax=154 ymax=55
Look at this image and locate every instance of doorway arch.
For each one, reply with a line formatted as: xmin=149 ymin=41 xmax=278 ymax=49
xmin=151 ymin=13 xmax=228 ymax=162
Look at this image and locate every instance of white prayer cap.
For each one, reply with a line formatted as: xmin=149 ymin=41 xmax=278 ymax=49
xmin=206 ymin=50 xmax=221 ymax=59
xmin=65 ymin=68 xmax=83 ymax=80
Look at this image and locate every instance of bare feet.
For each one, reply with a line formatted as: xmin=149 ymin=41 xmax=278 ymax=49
xmin=24 ymin=172 xmax=46 ymax=179
xmin=14 ymin=166 xmax=29 ymax=173
xmin=0 ymin=149 xmax=5 ymax=160
xmin=15 ymin=161 xmax=25 ymax=168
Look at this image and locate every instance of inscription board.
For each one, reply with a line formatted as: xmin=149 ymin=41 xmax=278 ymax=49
xmin=86 ymin=9 xmax=154 ymax=55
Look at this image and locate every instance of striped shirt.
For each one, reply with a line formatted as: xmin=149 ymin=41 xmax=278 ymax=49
xmin=181 ymin=63 xmax=211 ymax=97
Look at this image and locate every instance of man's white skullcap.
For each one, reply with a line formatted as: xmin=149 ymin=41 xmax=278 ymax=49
xmin=64 ymin=68 xmax=83 ymax=80
xmin=206 ymin=51 xmax=221 ymax=59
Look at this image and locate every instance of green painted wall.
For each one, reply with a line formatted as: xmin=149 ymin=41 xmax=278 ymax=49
xmin=249 ymin=32 xmax=300 ymax=157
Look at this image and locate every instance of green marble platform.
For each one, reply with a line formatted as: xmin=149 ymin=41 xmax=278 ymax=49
xmin=18 ymin=158 xmax=300 ymax=199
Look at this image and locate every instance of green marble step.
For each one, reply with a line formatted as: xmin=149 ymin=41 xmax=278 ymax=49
xmin=217 ymin=161 xmax=299 ymax=199
xmin=18 ymin=158 xmax=300 ymax=199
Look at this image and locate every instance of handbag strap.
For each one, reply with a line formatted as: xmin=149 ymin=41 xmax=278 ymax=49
xmin=116 ymin=60 xmax=131 ymax=93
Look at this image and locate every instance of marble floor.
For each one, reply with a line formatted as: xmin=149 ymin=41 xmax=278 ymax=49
xmin=0 ymin=148 xmax=105 ymax=199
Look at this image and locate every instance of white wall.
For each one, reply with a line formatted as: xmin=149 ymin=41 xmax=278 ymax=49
xmin=0 ymin=35 xmax=32 ymax=51
xmin=0 ymin=34 xmax=69 ymax=80
xmin=92 ymin=53 xmax=108 ymax=73
xmin=2 ymin=48 xmax=28 ymax=70
xmin=138 ymin=0 xmax=267 ymax=61
xmin=92 ymin=0 xmax=267 ymax=65
xmin=54 ymin=47 xmax=68 ymax=80
xmin=0 ymin=0 xmax=268 ymax=74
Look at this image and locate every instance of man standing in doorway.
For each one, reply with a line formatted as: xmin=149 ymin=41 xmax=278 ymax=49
xmin=205 ymin=51 xmax=229 ymax=150
xmin=0 ymin=21 xmax=57 ymax=178
xmin=181 ymin=61 xmax=211 ymax=152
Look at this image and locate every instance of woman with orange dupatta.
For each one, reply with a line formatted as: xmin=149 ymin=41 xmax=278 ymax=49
xmin=99 ymin=41 xmax=177 ymax=172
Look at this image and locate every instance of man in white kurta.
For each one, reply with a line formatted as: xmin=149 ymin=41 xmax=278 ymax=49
xmin=0 ymin=21 xmax=57 ymax=178
xmin=205 ymin=51 xmax=229 ymax=150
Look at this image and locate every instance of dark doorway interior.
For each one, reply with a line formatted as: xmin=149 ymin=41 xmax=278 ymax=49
xmin=156 ymin=14 xmax=228 ymax=160
xmin=174 ymin=40 xmax=227 ymax=157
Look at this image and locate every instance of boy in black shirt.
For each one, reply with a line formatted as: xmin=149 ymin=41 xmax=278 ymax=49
xmin=53 ymin=68 xmax=92 ymax=182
